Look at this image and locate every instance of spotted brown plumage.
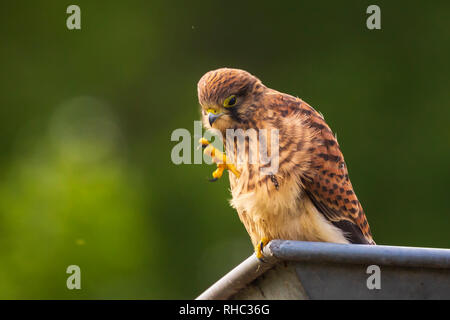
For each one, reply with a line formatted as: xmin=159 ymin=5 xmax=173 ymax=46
xmin=198 ymin=68 xmax=375 ymax=249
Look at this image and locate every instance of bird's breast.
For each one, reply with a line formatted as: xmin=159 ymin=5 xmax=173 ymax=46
xmin=228 ymin=165 xmax=349 ymax=246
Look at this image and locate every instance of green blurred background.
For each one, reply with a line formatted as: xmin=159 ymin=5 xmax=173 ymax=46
xmin=0 ymin=0 xmax=448 ymax=299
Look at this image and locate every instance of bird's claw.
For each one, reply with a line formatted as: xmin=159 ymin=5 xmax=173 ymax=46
xmin=199 ymin=138 xmax=241 ymax=181
xmin=255 ymin=237 xmax=270 ymax=262
xmin=199 ymin=137 xmax=210 ymax=149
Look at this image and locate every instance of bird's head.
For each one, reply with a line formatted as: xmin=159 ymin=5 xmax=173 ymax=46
xmin=197 ymin=68 xmax=265 ymax=133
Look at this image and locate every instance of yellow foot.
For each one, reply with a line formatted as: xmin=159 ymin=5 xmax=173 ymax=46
xmin=209 ymin=164 xmax=226 ymax=182
xmin=199 ymin=138 xmax=240 ymax=181
xmin=255 ymin=237 xmax=270 ymax=261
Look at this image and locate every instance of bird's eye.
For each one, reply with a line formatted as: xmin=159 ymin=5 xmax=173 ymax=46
xmin=223 ymin=95 xmax=237 ymax=107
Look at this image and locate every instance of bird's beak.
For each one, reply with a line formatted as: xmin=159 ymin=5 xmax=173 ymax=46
xmin=208 ymin=112 xmax=223 ymax=126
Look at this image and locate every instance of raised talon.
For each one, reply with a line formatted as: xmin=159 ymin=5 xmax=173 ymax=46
xmin=255 ymin=237 xmax=270 ymax=261
xmin=199 ymin=137 xmax=210 ymax=149
xmin=211 ymin=164 xmax=226 ymax=180
xmin=199 ymin=138 xmax=241 ymax=180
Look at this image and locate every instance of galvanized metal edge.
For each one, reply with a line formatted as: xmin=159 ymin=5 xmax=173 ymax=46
xmin=268 ymin=240 xmax=450 ymax=269
xmin=196 ymin=240 xmax=450 ymax=300
xmin=196 ymin=250 xmax=278 ymax=300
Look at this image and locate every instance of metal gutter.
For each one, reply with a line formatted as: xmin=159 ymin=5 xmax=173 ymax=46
xmin=268 ymin=240 xmax=450 ymax=269
xmin=196 ymin=250 xmax=277 ymax=300
xmin=196 ymin=240 xmax=450 ymax=300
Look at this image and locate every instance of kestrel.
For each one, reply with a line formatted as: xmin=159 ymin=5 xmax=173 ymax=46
xmin=197 ymin=68 xmax=375 ymax=259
